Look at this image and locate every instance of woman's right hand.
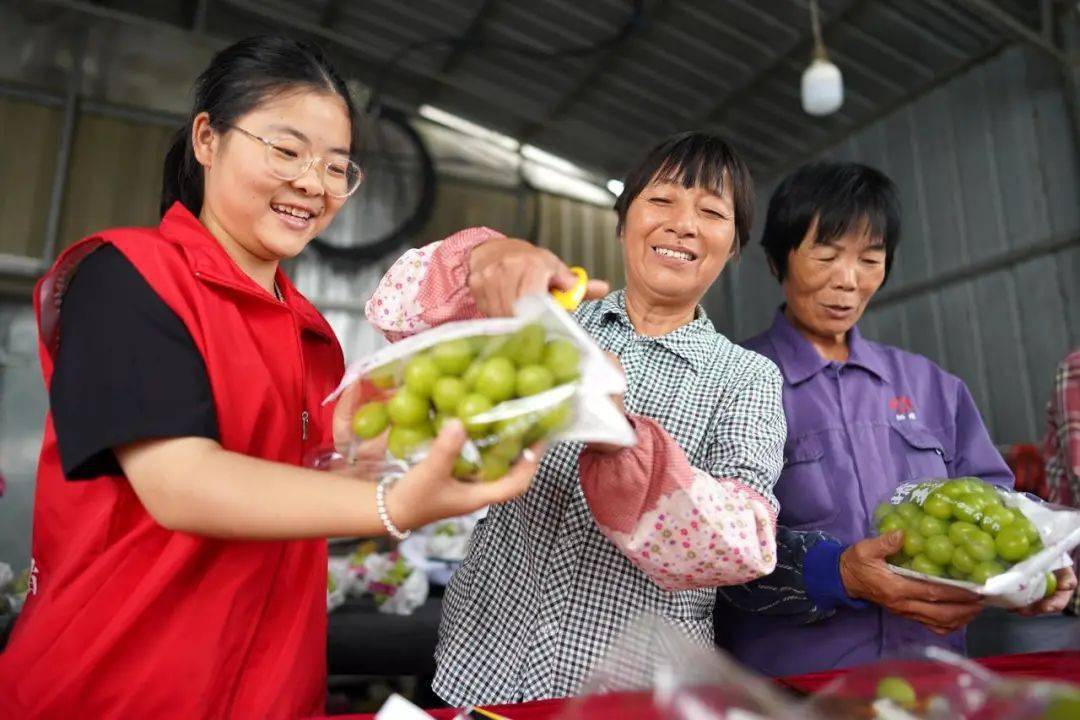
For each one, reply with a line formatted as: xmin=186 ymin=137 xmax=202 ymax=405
xmin=384 ymin=420 xmax=545 ymax=530
xmin=839 ymin=531 xmax=984 ymax=635
xmin=467 ymin=237 xmax=609 ymax=317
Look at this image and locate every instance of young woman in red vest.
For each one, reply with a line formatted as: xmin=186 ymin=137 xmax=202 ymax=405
xmin=0 ymin=35 xmax=541 ymax=719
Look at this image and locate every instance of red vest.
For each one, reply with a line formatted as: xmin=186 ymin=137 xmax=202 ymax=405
xmin=0 ymin=203 xmax=344 ymax=719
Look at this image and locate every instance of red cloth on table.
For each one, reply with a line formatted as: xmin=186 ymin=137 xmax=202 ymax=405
xmin=317 ymin=651 xmax=1080 ymax=720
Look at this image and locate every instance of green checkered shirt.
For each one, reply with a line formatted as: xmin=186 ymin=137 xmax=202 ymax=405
xmin=433 ymin=290 xmax=786 ymax=705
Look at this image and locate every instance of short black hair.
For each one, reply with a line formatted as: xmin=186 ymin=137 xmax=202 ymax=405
xmin=761 ymin=161 xmax=901 ymax=282
xmin=613 ymin=131 xmax=754 ymax=253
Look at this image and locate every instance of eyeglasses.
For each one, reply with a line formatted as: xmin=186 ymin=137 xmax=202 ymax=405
xmin=224 ymin=124 xmax=364 ymax=198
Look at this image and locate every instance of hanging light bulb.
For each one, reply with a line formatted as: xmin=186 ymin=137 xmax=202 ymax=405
xmin=801 ymin=0 xmax=843 ymax=116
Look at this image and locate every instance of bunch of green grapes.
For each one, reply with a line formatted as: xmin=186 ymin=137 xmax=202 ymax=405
xmin=350 ymin=324 xmax=580 ymax=481
xmin=873 ymin=477 xmax=1052 ymax=592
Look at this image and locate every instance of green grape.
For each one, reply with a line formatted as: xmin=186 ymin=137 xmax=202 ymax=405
xmin=873 ymin=503 xmax=895 ymax=524
xmin=536 ymin=400 xmax=573 ymax=434
xmin=947 ymin=565 xmax=970 ymax=581
xmin=969 ymin=560 xmax=1006 ymax=585
xmin=462 ymin=360 xmax=484 ymax=390
xmin=979 ymin=489 xmax=1004 ymax=508
xmin=980 ymin=506 xmax=1015 ymax=536
xmin=950 ymin=546 xmax=976 ymax=576
xmin=516 ymin=365 xmax=555 ymax=397
xmin=953 ymin=495 xmax=986 ymax=524
xmin=922 ymin=492 xmax=954 ymax=520
xmin=479 ymin=451 xmax=511 ymax=482
xmin=948 ymin=521 xmax=980 ymax=545
xmin=1043 ymin=689 xmax=1080 ymax=720
xmin=388 ymin=424 xmax=433 ymax=460
xmin=925 ymin=535 xmax=955 ymax=565
xmin=878 ymin=514 xmax=906 ymax=535
xmin=896 ymin=503 xmax=922 ymax=524
xmin=1044 ymin=571 xmax=1058 ymax=599
xmin=965 ymin=529 xmax=997 ymax=562
xmin=431 ymin=338 xmax=475 ymax=375
xmin=480 ymin=335 xmax=514 ymax=361
xmin=475 ymin=357 xmax=517 ymax=403
xmin=351 ymin=401 xmax=389 ymax=439
xmin=918 ymin=515 xmax=948 ymax=537
xmin=903 ymin=530 xmax=926 ymax=559
xmin=1011 ymin=514 xmax=1041 ymax=546
xmin=456 ymin=393 xmax=494 ymax=438
xmin=403 ymin=354 xmax=440 ymax=398
xmin=487 ymin=433 xmax=524 ymax=462
xmin=432 ymin=376 xmax=468 ymax=414
xmin=387 ymin=389 xmax=430 ymax=427
xmin=939 ymin=479 xmax=969 ymax=499
xmin=958 ymin=477 xmax=984 ymax=493
xmin=911 ymin=554 xmax=944 ymax=577
xmin=368 ymin=362 xmax=400 ymax=389
xmin=508 ymin=323 xmax=546 ymax=366
xmin=994 ymin=527 xmax=1031 ymax=562
xmin=452 ymin=457 xmax=478 ymax=479
xmin=467 ymin=335 xmax=490 ymax=354
xmin=876 ymin=677 xmax=917 ymax=709
xmin=543 ymin=338 xmax=581 ymax=383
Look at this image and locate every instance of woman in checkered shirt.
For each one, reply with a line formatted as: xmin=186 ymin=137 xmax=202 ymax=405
xmin=365 ymin=132 xmax=792 ymax=705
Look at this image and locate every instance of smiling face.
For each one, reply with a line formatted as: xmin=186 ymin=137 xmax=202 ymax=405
xmin=194 ymin=89 xmax=353 ymax=263
xmin=621 ymin=175 xmax=737 ymax=309
xmin=782 ymin=217 xmax=887 ymax=342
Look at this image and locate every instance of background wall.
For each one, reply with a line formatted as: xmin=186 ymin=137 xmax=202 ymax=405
xmin=706 ymin=44 xmax=1080 ymax=446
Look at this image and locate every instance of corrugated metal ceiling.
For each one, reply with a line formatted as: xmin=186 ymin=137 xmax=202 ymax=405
xmin=52 ymin=0 xmax=1049 ymax=182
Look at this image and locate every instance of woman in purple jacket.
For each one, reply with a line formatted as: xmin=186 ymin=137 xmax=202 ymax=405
xmin=716 ymin=161 xmax=1076 ymax=676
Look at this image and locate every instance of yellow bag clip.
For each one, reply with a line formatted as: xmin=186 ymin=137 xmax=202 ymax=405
xmin=551 ymin=266 xmax=588 ymax=311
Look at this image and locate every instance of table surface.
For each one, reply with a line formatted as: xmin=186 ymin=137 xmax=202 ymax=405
xmin=318 ymin=650 xmax=1080 ymax=720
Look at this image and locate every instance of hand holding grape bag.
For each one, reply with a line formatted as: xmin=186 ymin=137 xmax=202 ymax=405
xmin=871 ymin=477 xmax=1080 ymax=607
xmin=320 ymin=294 xmax=634 ymax=483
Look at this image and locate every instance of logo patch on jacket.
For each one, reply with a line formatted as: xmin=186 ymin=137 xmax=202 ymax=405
xmin=889 ymin=395 xmax=916 ymax=421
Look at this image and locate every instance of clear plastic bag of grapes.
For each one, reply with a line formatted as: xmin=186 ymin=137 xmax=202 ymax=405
xmin=554 ymin=614 xmax=816 ymax=720
xmin=871 ymin=477 xmax=1080 ymax=607
xmin=984 ymin=679 xmax=1080 ymax=720
xmin=318 ymin=294 xmax=635 ymax=483
xmin=804 ymin=646 xmax=1001 ymax=719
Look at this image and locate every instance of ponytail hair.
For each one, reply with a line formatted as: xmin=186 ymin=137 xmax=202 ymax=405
xmin=160 ymin=34 xmax=359 ymax=217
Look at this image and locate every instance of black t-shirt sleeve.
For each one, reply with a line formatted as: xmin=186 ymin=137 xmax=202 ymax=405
xmin=50 ymin=244 xmax=219 ymax=479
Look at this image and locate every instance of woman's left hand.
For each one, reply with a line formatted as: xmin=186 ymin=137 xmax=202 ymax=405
xmin=1012 ymin=566 xmax=1078 ymax=616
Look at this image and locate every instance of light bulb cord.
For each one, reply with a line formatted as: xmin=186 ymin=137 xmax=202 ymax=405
xmin=809 ymin=0 xmax=828 ymax=61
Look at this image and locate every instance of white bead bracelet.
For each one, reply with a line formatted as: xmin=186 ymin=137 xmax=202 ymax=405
xmin=376 ymin=475 xmax=411 ymax=541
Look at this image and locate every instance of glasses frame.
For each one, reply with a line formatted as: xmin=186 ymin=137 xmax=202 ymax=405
xmin=223 ymin=123 xmax=363 ymax=198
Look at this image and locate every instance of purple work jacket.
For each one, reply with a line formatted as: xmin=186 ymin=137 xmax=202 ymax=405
xmin=724 ymin=308 xmax=1013 ymax=676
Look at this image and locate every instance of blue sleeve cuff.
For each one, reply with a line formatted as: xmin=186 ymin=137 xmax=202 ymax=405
xmin=803 ymin=540 xmax=869 ymax=612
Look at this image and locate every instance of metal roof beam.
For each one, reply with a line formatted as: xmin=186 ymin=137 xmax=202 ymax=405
xmin=949 ymin=0 xmax=1066 ymax=63
xmin=517 ymin=0 xmax=669 ymax=144
xmin=436 ymin=0 xmax=496 ymax=77
xmin=319 ymin=0 xmax=342 ymax=28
